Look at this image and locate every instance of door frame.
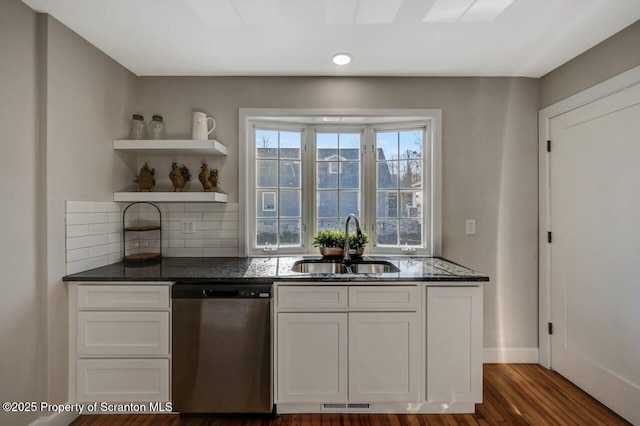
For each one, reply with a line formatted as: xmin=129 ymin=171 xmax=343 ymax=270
xmin=538 ymin=65 xmax=640 ymax=368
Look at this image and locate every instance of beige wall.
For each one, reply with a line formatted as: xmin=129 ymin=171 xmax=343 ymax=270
xmin=137 ymin=76 xmax=541 ymax=349
xmin=0 ymin=0 xmax=41 ymax=425
xmin=541 ymin=20 xmax=640 ymax=108
xmin=44 ymin=15 xmax=138 ymax=405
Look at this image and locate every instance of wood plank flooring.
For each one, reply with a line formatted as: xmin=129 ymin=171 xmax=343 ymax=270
xmin=71 ymin=364 xmax=630 ymax=426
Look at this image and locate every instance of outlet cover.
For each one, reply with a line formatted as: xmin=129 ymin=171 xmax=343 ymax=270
xmin=465 ymin=219 xmax=476 ymax=235
xmin=181 ymin=220 xmax=196 ymax=234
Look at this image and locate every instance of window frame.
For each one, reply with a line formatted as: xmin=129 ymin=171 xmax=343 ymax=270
xmin=239 ymin=109 xmax=442 ymax=257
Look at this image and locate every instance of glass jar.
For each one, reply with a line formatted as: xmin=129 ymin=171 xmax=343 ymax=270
xmin=129 ymin=114 xmax=146 ymax=140
xmin=148 ymin=115 xmax=165 ymax=140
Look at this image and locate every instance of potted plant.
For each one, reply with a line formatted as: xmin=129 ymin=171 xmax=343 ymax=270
xmin=312 ymin=229 xmax=369 ymax=257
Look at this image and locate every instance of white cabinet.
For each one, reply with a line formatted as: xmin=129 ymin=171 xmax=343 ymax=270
xmin=426 ymin=286 xmax=482 ymax=404
xmin=69 ymin=282 xmax=172 ymax=405
xmin=277 ymin=313 xmax=348 ymax=403
xmin=275 ymin=283 xmax=422 ymax=412
xmin=349 ymin=312 xmax=420 ymax=402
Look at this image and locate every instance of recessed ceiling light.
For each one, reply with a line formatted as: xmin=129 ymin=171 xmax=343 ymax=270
xmin=332 ymin=53 xmax=352 ymax=66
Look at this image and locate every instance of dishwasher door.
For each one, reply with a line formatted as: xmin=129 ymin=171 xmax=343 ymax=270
xmin=172 ymin=284 xmax=272 ymax=414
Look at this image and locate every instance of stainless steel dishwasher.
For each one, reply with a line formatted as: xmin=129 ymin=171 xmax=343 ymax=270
xmin=172 ymin=282 xmax=272 ymax=414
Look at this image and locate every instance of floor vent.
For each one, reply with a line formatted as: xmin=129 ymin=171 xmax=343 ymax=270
xmin=322 ymin=403 xmax=371 ymax=411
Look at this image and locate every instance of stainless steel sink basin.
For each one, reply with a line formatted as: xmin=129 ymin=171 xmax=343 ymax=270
xmin=349 ymin=261 xmax=400 ymax=274
xmin=291 ymin=260 xmax=400 ymax=274
xmin=291 ymin=260 xmax=349 ymax=274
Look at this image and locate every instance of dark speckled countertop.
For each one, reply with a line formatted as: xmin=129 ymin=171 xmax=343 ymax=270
xmin=63 ymin=256 xmax=489 ymax=284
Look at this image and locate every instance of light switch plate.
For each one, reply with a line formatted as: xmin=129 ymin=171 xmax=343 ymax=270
xmin=465 ymin=219 xmax=476 ymax=235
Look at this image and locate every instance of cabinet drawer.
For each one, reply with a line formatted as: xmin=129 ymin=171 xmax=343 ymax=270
xmin=277 ymin=286 xmax=348 ymax=310
xmin=348 ymin=286 xmax=419 ymax=310
xmin=77 ymin=311 xmax=169 ymax=356
xmin=77 ymin=285 xmax=170 ymax=309
xmin=76 ymin=358 xmax=169 ymax=403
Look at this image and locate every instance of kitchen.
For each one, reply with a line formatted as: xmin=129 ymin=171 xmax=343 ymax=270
xmin=1 ymin=0 xmax=639 ymax=425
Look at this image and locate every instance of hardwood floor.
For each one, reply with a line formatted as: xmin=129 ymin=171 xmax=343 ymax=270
xmin=71 ymin=364 xmax=630 ymax=426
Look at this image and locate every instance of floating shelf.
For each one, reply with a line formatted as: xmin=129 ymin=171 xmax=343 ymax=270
xmin=113 ymin=139 xmax=228 ymax=156
xmin=114 ymin=191 xmax=228 ymax=203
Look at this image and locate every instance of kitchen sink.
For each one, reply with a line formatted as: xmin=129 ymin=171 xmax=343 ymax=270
xmin=291 ymin=259 xmax=400 ymax=274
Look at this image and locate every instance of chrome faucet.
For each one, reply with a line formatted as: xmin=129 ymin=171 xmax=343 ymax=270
xmin=343 ymin=214 xmax=363 ymax=262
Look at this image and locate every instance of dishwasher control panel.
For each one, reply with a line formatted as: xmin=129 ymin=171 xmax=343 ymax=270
xmin=173 ymin=282 xmax=272 ymax=299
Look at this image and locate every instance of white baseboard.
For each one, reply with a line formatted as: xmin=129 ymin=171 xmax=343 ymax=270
xmin=29 ymin=409 xmax=79 ymax=426
xmin=483 ymin=347 xmax=539 ymax=364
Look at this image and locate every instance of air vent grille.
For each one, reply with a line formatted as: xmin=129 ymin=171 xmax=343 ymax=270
xmin=322 ymin=402 xmax=371 ymax=411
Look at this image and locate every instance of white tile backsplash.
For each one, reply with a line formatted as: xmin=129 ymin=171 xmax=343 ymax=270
xmin=66 ymin=200 xmax=241 ymax=275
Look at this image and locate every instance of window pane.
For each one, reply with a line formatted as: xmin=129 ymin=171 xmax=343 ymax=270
xmin=339 ymin=133 xmax=360 ymax=160
xmin=339 ymin=191 xmax=360 ymax=218
xmin=280 ymin=191 xmax=300 ymax=217
xmin=399 ymin=160 xmax=422 ymax=189
xmin=256 ymin=129 xmax=278 ymax=158
xmin=377 ymin=191 xmax=398 ymax=218
xmin=280 ymin=161 xmax=300 ymax=188
xmin=399 ymin=130 xmax=422 ymax=159
xmin=317 ymin=162 xmax=338 ymax=189
xmin=256 ymin=190 xmax=277 ymax=218
xmin=280 ymin=131 xmax=301 ymax=159
xmin=400 ymin=191 xmax=421 ymax=218
xmin=376 ymin=132 xmax=398 ymax=160
xmin=377 ymin=161 xmax=398 ymax=189
xmin=317 ymin=133 xmax=338 ymax=160
xmin=399 ymin=220 xmax=422 ymax=246
xmin=339 ymin=162 xmax=360 ymax=189
xmin=318 ymin=219 xmax=340 ymax=231
xmin=257 ymin=160 xmax=277 ymax=188
xmin=279 ymin=220 xmax=301 ymax=246
xmin=256 ymin=220 xmax=277 ymax=245
xmin=376 ymin=220 xmax=398 ymax=245
xmin=317 ymin=191 xmax=338 ymax=218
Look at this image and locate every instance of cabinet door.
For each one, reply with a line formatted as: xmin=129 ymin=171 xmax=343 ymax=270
xmin=277 ymin=313 xmax=348 ymax=403
xmin=348 ymin=312 xmax=420 ymax=402
xmin=426 ymin=286 xmax=482 ymax=403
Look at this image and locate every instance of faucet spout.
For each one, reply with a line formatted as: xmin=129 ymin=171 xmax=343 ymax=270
xmin=343 ymin=214 xmax=363 ymax=261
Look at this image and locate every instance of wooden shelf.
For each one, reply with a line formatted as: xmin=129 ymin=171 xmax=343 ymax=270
xmin=124 ymin=252 xmax=161 ymax=261
xmin=113 ymin=139 xmax=228 ymax=156
xmin=114 ymin=191 xmax=228 ymax=203
xmin=124 ymin=225 xmax=161 ymax=232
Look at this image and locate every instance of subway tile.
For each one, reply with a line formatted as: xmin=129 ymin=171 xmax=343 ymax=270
xmin=108 ymin=212 xmax=122 ymax=223
xmin=202 ymin=239 xmax=220 ymax=248
xmin=163 ymin=203 xmax=185 ymax=212
xmin=120 ymin=203 xmax=139 ymax=213
xmin=221 ymin=221 xmax=239 ymax=230
xmin=202 ymin=230 xmax=219 ymax=239
xmin=168 ymin=230 xmax=203 ymax=240
xmin=166 ymin=247 xmax=203 ymax=257
xmin=108 ymin=233 xmax=122 ymax=243
xmin=66 ymin=212 xmax=108 ymax=226
xmin=125 ymin=240 xmax=140 ymax=251
xmin=66 ymin=248 xmax=89 ymax=263
xmin=167 ymin=212 xmax=203 ymax=221
xmin=66 ymin=256 xmax=108 ymax=275
xmin=202 ymin=211 xmax=238 ymax=222
xmin=184 ymin=203 xmax=219 ymax=212
xmin=108 ymin=253 xmax=123 ymax=264
xmin=220 ymin=239 xmax=239 ymax=248
xmin=89 ymin=202 xmax=120 ymax=213
xmin=67 ymin=234 xmax=109 ymax=250
xmin=199 ymin=221 xmax=221 ymax=230
xmin=89 ymin=222 xmax=121 ymax=235
xmin=169 ymin=240 xmax=185 ymax=248
xmin=218 ymin=230 xmax=239 ymax=239
xmin=185 ymin=239 xmax=204 ymax=248
xmin=222 ymin=203 xmax=239 ymax=212
xmin=203 ymin=247 xmax=238 ymax=257
xmin=89 ymin=243 xmax=121 ymax=258
xmin=139 ymin=212 xmax=161 ymax=222
xmin=67 ymin=225 xmax=89 ymax=238
xmin=165 ymin=221 xmax=181 ymax=230
xmin=66 ymin=201 xmax=90 ymax=213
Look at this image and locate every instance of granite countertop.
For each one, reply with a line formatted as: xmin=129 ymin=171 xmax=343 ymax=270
xmin=63 ymin=256 xmax=489 ymax=283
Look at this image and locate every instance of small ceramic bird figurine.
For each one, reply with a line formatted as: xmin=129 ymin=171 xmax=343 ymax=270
xmin=169 ymin=162 xmax=191 ymax=192
xmin=198 ymin=163 xmax=218 ymax=192
xmin=134 ymin=163 xmax=155 ymax=192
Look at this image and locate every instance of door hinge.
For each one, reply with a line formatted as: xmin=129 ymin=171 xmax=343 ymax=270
xmin=547 ymin=231 xmax=552 ymax=243
xmin=548 ymin=322 xmax=553 ymax=335
xmin=547 ymin=140 xmax=551 ymax=152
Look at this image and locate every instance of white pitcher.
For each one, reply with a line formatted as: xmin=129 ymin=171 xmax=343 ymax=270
xmin=192 ymin=111 xmax=216 ymax=140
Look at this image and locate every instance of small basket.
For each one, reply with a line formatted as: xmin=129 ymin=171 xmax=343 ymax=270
xmin=319 ymin=247 xmax=365 ymax=257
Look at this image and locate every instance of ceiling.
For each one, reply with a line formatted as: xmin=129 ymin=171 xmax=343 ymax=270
xmin=23 ymin=0 xmax=640 ymax=78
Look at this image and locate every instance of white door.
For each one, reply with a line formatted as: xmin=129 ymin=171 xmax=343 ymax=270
xmin=348 ymin=312 xmax=420 ymax=402
xmin=276 ymin=312 xmax=348 ymax=403
xmin=549 ymin=82 xmax=640 ymax=425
